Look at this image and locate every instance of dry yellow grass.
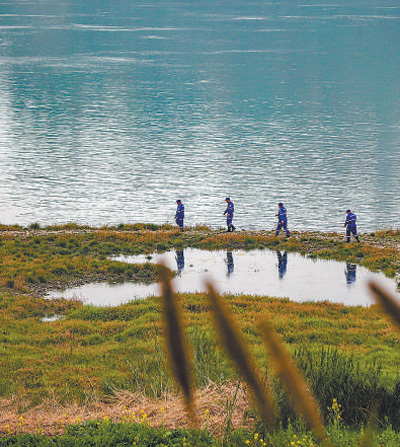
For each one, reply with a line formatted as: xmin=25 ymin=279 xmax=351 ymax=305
xmin=0 ymin=382 xmax=252 ymax=436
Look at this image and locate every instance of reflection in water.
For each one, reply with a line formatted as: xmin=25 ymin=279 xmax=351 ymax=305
xmin=345 ymin=263 xmax=357 ymax=286
xmin=225 ymin=251 xmax=234 ymax=277
xmin=277 ymin=251 xmax=288 ymax=279
xmin=49 ymin=249 xmax=400 ymax=307
xmin=175 ymin=250 xmax=185 ymax=276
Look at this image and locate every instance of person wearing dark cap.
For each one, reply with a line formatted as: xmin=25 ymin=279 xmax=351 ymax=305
xmin=344 ymin=209 xmax=360 ymax=242
xmin=223 ymin=198 xmax=235 ymax=232
xmin=175 ymin=200 xmax=184 ymax=231
xmin=275 ymin=202 xmax=290 ymax=237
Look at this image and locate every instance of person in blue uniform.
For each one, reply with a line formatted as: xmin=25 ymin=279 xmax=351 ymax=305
xmin=344 ymin=209 xmax=360 ymax=242
xmin=223 ymin=198 xmax=235 ymax=232
xmin=175 ymin=199 xmax=184 ymax=231
xmin=275 ymin=202 xmax=290 ymax=237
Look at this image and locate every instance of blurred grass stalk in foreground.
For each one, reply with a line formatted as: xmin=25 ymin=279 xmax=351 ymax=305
xmin=158 ymin=263 xmax=197 ymax=426
xmin=159 ymin=266 xmax=400 ymax=446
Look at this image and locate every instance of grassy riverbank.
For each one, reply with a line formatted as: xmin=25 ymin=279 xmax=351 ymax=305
xmin=2 ymin=290 xmax=400 ymax=438
xmin=1 ymin=225 xmax=400 ymax=440
xmin=2 ymin=289 xmax=400 ymax=442
xmin=0 ymin=224 xmax=399 ymax=292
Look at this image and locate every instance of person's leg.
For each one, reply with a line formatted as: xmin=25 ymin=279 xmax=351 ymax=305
xmin=275 ymin=222 xmax=282 ymax=236
xmin=177 ymin=219 xmax=184 ymax=231
xmin=352 ymin=226 xmax=359 ymax=242
xmin=227 ymin=216 xmax=232 ymax=232
xmin=346 ymin=226 xmax=350 ymax=242
xmin=284 ymin=222 xmax=290 ymax=236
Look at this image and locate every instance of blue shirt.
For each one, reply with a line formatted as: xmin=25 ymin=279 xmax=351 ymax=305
xmin=278 ymin=206 xmax=287 ymax=222
xmin=175 ymin=203 xmax=184 ymax=219
xmin=224 ymin=201 xmax=234 ymax=216
xmin=345 ymin=212 xmax=356 ymax=226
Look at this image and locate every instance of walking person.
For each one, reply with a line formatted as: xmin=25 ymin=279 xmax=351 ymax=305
xmin=223 ymin=198 xmax=235 ymax=232
xmin=344 ymin=209 xmax=360 ymax=242
xmin=275 ymin=202 xmax=290 ymax=237
xmin=175 ymin=199 xmax=184 ymax=231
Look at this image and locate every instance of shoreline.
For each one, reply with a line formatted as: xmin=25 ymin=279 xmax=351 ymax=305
xmin=1 ymin=225 xmax=399 ymax=295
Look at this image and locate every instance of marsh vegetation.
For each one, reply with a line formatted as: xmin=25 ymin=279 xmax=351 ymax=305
xmin=1 ymin=225 xmax=400 ymax=445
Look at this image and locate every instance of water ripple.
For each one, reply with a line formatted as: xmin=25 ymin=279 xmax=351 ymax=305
xmin=0 ymin=1 xmax=399 ymax=230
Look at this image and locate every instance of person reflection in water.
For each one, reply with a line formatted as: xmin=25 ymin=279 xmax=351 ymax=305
xmin=225 ymin=251 xmax=234 ymax=277
xmin=345 ymin=263 xmax=357 ymax=286
xmin=175 ymin=250 xmax=185 ymax=276
xmin=277 ymin=251 xmax=287 ymax=279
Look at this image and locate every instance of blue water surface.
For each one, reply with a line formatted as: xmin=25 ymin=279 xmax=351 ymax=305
xmin=0 ymin=1 xmax=399 ymax=230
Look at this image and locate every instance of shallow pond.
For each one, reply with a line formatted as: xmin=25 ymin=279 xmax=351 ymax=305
xmin=46 ymin=249 xmax=399 ymax=307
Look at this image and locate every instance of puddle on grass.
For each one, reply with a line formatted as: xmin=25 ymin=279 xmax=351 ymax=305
xmin=40 ymin=314 xmax=65 ymax=322
xmin=46 ymin=249 xmax=399 ymax=307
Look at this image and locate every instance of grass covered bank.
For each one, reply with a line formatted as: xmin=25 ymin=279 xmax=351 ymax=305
xmin=1 ymin=224 xmax=400 ymax=438
xmin=1 ymin=290 xmax=400 ymax=430
xmin=0 ymin=224 xmax=399 ymax=292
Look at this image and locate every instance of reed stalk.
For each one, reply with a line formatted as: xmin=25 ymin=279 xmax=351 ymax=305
xmin=205 ymin=281 xmax=277 ymax=428
xmin=158 ymin=264 xmax=196 ymax=425
xmin=368 ymin=280 xmax=400 ymax=329
xmin=258 ymin=319 xmax=329 ymax=444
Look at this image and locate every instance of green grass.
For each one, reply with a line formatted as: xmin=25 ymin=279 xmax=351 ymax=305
xmin=1 ymin=225 xmax=400 ymax=431
xmin=3 ymin=420 xmax=400 ymax=446
xmin=1 ymin=290 xmax=400 ymax=427
xmin=0 ymin=226 xmax=399 ymax=292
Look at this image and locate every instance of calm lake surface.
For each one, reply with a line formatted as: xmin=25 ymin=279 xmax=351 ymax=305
xmin=0 ymin=1 xmax=399 ymax=231
xmin=47 ymin=249 xmax=399 ymax=307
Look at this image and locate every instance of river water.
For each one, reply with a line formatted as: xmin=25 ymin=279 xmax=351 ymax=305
xmin=0 ymin=1 xmax=399 ymax=231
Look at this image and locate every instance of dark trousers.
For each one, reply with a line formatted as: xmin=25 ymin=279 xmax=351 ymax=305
xmin=346 ymin=224 xmax=358 ymax=240
xmin=226 ymin=215 xmax=235 ymax=231
xmin=276 ymin=221 xmax=290 ymax=236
